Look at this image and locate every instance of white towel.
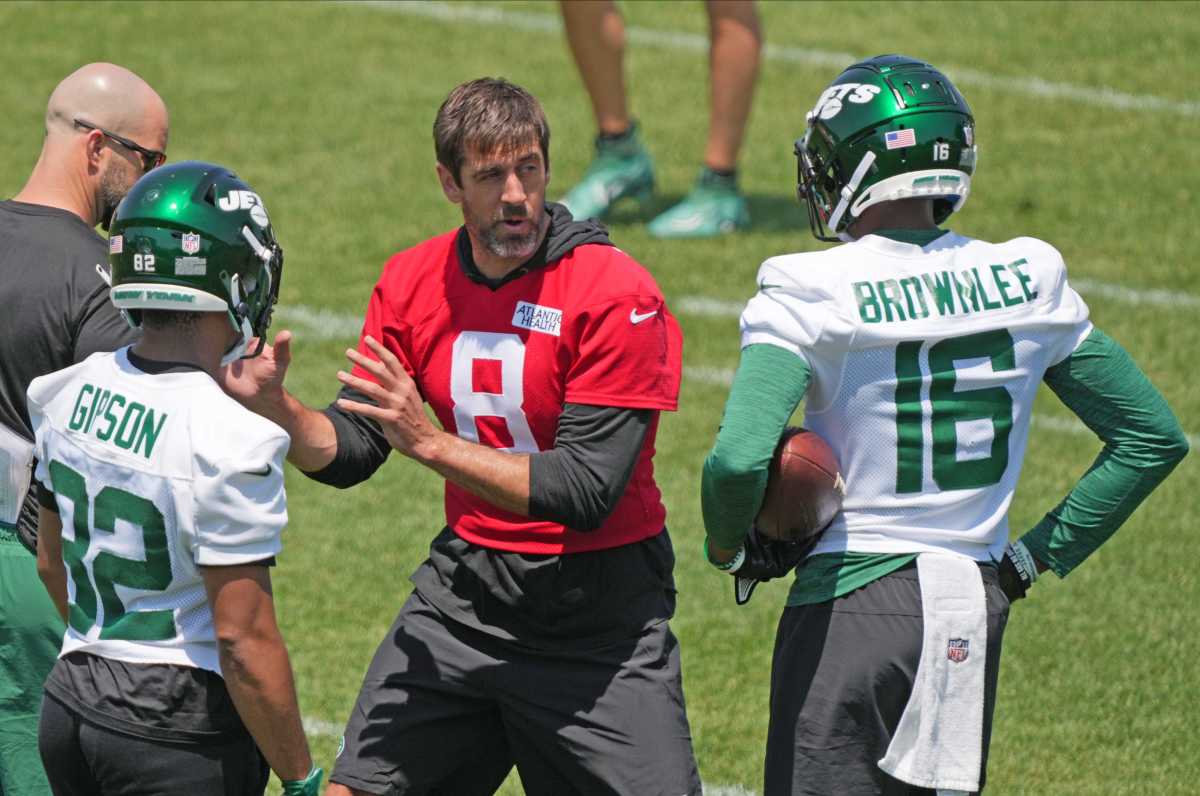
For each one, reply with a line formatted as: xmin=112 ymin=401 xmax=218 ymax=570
xmin=878 ymin=552 xmax=988 ymax=792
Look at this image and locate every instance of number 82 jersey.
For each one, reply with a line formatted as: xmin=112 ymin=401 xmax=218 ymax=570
xmin=27 ymin=348 xmax=289 ymax=673
xmin=741 ymin=232 xmax=1092 ymax=561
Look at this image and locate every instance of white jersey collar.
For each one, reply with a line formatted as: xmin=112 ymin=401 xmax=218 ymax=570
xmin=853 ymin=230 xmax=964 ymax=259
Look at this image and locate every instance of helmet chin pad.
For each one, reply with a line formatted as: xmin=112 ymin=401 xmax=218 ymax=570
xmin=847 ymin=170 xmax=971 ymax=226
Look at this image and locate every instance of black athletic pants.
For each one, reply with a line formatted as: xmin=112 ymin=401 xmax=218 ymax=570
xmin=765 ymin=562 xmax=1010 ymax=796
xmin=331 ymin=589 xmax=701 ymax=796
xmin=38 ymin=693 xmax=269 ymax=796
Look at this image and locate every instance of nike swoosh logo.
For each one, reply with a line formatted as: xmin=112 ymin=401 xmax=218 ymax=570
xmin=243 ymin=465 xmax=272 ymax=477
xmin=629 ymin=309 xmax=658 ymax=324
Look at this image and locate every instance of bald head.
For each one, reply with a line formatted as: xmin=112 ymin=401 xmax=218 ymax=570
xmin=46 ymin=62 xmax=168 ymax=149
xmin=15 ymin=63 xmax=168 ymax=227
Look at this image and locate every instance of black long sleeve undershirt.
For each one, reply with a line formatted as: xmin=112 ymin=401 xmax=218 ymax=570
xmin=306 ymin=387 xmax=650 ymax=531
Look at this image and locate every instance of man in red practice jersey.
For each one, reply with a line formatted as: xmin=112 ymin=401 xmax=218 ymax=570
xmin=221 ymin=78 xmax=699 ymax=796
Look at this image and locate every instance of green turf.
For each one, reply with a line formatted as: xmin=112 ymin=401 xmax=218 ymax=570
xmin=3 ymin=1 xmax=1198 ymax=793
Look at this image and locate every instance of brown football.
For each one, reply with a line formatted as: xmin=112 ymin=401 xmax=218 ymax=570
xmin=755 ymin=427 xmax=846 ymax=543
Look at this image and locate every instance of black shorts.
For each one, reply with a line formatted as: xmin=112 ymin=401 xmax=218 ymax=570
xmin=331 ymin=589 xmax=701 ymax=796
xmin=38 ymin=692 xmax=269 ymax=796
xmin=765 ymin=562 xmax=1010 ymax=796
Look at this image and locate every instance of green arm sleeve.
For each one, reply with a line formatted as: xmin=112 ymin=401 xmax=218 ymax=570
xmin=701 ymin=344 xmax=812 ymax=550
xmin=1021 ymin=328 xmax=1189 ymax=577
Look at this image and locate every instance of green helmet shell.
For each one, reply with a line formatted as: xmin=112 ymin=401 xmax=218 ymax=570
xmin=795 ymin=54 xmax=976 ymax=241
xmin=107 ymin=161 xmax=283 ymax=361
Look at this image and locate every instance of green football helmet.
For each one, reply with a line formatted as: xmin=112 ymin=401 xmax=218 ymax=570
xmin=106 ymin=161 xmax=283 ymax=364
xmin=795 ymin=54 xmax=977 ymax=242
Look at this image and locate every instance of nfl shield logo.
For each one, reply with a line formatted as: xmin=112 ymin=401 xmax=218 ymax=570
xmin=182 ymin=232 xmax=201 ymax=255
xmin=947 ymin=638 xmax=970 ymax=663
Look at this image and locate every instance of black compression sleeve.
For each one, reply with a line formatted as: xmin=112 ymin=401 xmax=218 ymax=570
xmin=528 ymin=403 xmax=652 ymax=531
xmin=303 ymin=385 xmax=393 ymax=488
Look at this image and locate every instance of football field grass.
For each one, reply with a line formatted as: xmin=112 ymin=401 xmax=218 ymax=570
xmin=3 ymin=2 xmax=1198 ymax=793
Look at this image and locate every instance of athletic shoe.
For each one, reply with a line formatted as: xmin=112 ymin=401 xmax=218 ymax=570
xmin=647 ymin=168 xmax=750 ymax=238
xmin=559 ymin=125 xmax=654 ymax=220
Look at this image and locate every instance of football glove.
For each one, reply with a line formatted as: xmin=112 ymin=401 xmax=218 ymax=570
xmin=707 ymin=527 xmax=814 ymax=606
xmin=997 ymin=539 xmax=1039 ymax=602
xmin=281 ymin=766 xmax=324 ymax=796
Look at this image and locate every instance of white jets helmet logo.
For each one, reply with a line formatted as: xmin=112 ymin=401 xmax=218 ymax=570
xmin=218 ymin=189 xmax=270 ymax=227
xmin=812 ymin=83 xmax=882 ymax=120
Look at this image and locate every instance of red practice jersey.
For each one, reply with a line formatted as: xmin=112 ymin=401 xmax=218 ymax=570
xmin=351 ymin=230 xmax=682 ymax=554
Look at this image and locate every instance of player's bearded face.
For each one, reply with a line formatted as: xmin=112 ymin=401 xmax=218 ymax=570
xmin=459 ymin=144 xmax=550 ymax=262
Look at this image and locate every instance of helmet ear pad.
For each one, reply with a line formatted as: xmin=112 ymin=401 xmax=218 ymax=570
xmin=106 ymin=161 xmax=284 ymax=361
xmin=795 ymin=55 xmax=977 ymax=241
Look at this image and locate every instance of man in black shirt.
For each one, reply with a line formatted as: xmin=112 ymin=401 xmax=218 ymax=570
xmin=0 ymin=61 xmax=167 ymax=794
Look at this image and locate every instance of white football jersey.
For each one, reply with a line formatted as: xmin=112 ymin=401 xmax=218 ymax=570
xmin=28 ymin=347 xmax=289 ymax=673
xmin=741 ymin=232 xmax=1092 ymax=561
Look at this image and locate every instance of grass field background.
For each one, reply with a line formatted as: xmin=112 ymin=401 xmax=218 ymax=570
xmin=3 ymin=2 xmax=1198 ymax=793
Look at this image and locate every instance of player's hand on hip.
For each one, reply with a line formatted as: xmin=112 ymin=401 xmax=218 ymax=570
xmin=218 ymin=330 xmax=294 ymax=410
xmin=998 ymin=539 xmax=1040 ymax=602
xmin=337 ymin=335 xmax=440 ymax=459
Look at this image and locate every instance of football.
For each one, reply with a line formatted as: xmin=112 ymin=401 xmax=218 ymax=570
xmin=755 ymin=427 xmax=846 ymax=543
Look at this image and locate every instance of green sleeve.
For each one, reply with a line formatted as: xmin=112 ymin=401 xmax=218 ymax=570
xmin=1022 ymin=328 xmax=1189 ymax=577
xmin=701 ymin=344 xmax=811 ymax=550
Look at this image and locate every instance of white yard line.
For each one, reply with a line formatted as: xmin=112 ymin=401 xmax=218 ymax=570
xmin=302 ymin=715 xmax=344 ymax=738
xmin=347 ymin=0 xmax=1200 ymax=118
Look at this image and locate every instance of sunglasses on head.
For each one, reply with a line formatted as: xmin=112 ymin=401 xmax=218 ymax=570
xmin=74 ymin=118 xmax=166 ymax=173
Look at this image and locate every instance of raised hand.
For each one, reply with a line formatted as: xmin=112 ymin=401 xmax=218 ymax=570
xmin=218 ymin=330 xmax=294 ymax=413
xmin=336 ymin=335 xmax=442 ymax=460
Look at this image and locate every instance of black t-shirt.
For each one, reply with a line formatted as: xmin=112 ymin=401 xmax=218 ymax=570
xmin=0 ymin=200 xmax=137 ymax=550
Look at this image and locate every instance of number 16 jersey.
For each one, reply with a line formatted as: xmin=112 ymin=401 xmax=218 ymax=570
xmin=741 ymin=232 xmax=1092 ymax=561
xmin=28 ymin=348 xmax=289 ymax=673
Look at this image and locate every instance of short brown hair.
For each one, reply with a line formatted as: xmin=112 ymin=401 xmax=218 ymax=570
xmin=434 ymin=77 xmax=550 ymax=186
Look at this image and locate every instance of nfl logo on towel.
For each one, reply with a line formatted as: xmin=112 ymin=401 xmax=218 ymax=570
xmin=947 ymin=638 xmax=970 ymax=663
xmin=182 ymin=232 xmax=201 ymax=255
xmin=885 ymin=129 xmax=917 ymax=150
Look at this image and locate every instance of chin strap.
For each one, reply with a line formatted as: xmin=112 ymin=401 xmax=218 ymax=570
xmin=219 ymin=273 xmax=256 ymax=366
xmin=826 ymin=150 xmax=877 ymax=234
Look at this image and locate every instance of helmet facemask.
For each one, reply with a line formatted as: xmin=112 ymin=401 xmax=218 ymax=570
xmin=220 ymin=225 xmax=284 ymax=365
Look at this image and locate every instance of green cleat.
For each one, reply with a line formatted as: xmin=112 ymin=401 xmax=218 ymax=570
xmin=647 ymin=168 xmax=750 ymax=238
xmin=560 ymin=125 xmax=654 ymax=221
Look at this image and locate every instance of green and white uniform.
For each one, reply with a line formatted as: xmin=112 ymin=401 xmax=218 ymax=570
xmin=703 ymin=228 xmax=1188 ymax=599
xmin=702 ymin=228 xmax=1187 ymax=793
xmin=28 ymin=347 xmax=288 ymax=673
xmin=744 ymin=230 xmax=1091 ymax=560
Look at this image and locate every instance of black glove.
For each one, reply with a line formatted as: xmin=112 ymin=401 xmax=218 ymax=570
xmin=997 ymin=539 xmax=1039 ymax=602
xmin=708 ymin=527 xmax=814 ymax=606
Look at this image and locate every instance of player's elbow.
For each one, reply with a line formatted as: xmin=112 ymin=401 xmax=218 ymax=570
xmin=214 ymin=621 xmax=282 ymax=680
xmin=534 ymin=474 xmax=615 ymax=532
xmin=1139 ymin=416 xmax=1190 ymax=470
xmin=1157 ymin=426 xmax=1190 ymax=474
